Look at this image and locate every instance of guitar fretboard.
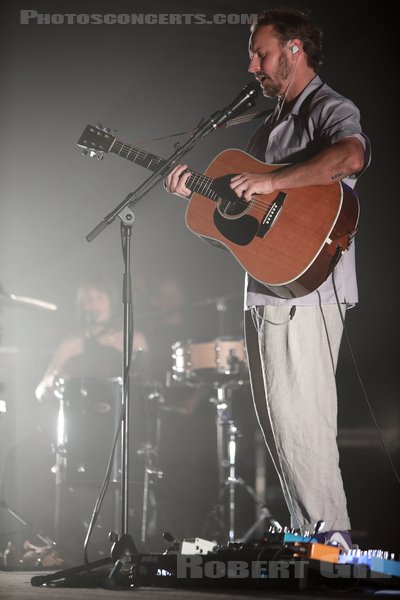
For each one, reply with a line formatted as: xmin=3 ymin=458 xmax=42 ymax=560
xmin=110 ymin=139 xmax=220 ymax=201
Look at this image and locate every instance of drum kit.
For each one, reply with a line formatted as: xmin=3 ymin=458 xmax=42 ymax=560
xmin=171 ymin=336 xmax=247 ymax=383
xmin=52 ymin=336 xmax=260 ymax=551
xmin=1 ymin=284 xmax=272 ymax=564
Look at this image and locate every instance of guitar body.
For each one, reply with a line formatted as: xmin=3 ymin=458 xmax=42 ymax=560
xmin=185 ymin=149 xmax=359 ymax=298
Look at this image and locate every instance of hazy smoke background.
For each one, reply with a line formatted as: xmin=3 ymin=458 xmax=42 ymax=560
xmin=0 ymin=0 xmax=398 ymax=555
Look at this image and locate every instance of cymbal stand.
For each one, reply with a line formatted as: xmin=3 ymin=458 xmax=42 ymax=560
xmin=209 ymin=381 xmax=273 ymax=543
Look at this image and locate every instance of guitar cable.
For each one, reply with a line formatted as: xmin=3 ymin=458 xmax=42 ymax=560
xmin=332 ymin=265 xmax=400 ymax=485
xmin=251 ymin=304 xmax=296 ymax=329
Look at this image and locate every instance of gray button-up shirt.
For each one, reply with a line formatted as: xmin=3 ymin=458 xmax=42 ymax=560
xmin=245 ymin=75 xmax=370 ymax=308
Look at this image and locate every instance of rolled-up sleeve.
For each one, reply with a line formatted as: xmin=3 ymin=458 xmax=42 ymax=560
xmin=315 ymin=97 xmax=371 ymax=176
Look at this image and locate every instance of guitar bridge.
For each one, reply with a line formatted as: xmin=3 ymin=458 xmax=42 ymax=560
xmin=256 ymin=191 xmax=286 ymax=237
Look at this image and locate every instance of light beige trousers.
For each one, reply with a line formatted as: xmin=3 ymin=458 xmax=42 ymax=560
xmin=244 ymin=303 xmax=350 ymax=533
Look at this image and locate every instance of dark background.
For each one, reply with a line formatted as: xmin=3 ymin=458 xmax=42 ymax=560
xmin=0 ymin=0 xmax=399 ymax=557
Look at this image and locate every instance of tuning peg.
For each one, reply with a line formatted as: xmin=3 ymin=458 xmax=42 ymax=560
xmin=89 ymin=150 xmax=98 ymax=158
xmin=82 ymin=149 xmax=88 ymax=156
xmin=102 ymin=126 xmax=110 ymax=133
xmin=95 ymin=123 xmax=103 ymax=130
xmin=97 ymin=152 xmax=104 ymax=160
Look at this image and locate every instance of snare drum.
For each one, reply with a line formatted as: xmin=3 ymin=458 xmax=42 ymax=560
xmin=172 ymin=337 xmax=247 ymax=382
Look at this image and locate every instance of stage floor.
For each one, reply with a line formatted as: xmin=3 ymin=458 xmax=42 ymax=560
xmin=1 ymin=570 xmax=399 ymax=600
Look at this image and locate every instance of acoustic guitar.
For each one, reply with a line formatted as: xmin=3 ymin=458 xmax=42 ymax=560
xmin=78 ymin=124 xmax=359 ymax=299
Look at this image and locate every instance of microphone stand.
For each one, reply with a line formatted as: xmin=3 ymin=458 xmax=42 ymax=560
xmin=31 ymin=83 xmax=258 ymax=589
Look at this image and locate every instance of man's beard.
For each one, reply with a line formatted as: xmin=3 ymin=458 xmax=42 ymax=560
xmin=263 ymin=51 xmax=291 ymax=98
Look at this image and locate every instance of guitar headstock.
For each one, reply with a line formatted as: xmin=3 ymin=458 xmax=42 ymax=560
xmin=77 ymin=124 xmax=116 ymax=160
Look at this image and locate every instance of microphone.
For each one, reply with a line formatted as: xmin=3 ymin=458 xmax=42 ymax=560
xmin=213 ymin=81 xmax=260 ymax=128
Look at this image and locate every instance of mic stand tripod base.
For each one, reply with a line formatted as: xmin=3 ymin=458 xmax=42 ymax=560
xmin=102 ymin=533 xmax=137 ymax=589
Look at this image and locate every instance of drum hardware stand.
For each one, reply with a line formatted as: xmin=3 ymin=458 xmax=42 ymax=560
xmin=137 ymin=385 xmax=164 ymax=544
xmin=206 ymin=381 xmax=273 ymax=544
xmin=0 ymin=498 xmax=56 ymax=549
xmin=0 ymin=375 xmax=56 ymax=560
xmin=216 ymin=297 xmax=227 ymax=337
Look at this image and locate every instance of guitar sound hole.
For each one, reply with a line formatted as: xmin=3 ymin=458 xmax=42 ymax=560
xmin=218 ymin=196 xmax=249 ymax=217
xmin=213 ymin=174 xmax=249 ymax=217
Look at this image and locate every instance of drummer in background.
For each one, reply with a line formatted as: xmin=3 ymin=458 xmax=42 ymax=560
xmin=35 ymin=276 xmax=149 ymax=402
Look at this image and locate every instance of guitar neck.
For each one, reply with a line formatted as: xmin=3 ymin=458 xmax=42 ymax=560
xmin=109 ymin=138 xmax=218 ymax=200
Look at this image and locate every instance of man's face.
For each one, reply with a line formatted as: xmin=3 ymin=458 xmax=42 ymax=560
xmin=248 ymin=24 xmax=291 ymax=98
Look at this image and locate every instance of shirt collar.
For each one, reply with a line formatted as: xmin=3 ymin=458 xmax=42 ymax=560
xmin=286 ymin=74 xmax=323 ymax=116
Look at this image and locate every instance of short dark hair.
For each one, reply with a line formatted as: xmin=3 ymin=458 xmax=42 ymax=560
xmin=75 ymin=275 xmax=119 ymax=319
xmin=252 ymin=8 xmax=323 ymax=71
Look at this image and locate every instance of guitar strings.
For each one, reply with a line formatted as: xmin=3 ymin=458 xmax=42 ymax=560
xmin=185 ymin=170 xmax=282 ymax=215
xmin=110 ymin=139 xmax=339 ymax=218
xmin=111 ymin=139 xmax=279 ymax=213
